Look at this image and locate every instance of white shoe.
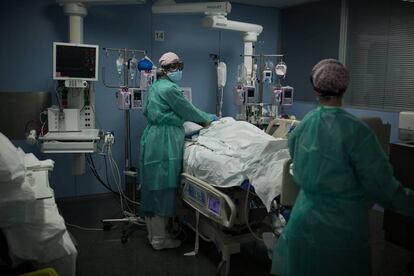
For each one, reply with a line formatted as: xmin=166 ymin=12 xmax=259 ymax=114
xmin=149 ymin=216 xmax=182 ymax=250
xmin=151 ymin=236 xmax=181 ymax=251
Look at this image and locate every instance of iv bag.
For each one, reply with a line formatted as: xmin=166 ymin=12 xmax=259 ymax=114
xmin=217 ymin=62 xmax=227 ymax=88
xmin=265 ymin=61 xmax=274 ymax=71
xmin=237 ymin=63 xmax=248 ymax=85
xmin=116 ymin=55 xmax=124 ymax=76
xmin=275 ymin=61 xmax=287 ymax=77
xmin=129 ymin=57 xmax=138 ymax=80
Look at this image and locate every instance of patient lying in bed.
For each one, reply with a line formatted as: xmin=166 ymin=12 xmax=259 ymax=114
xmin=183 ymin=117 xmax=290 ymax=211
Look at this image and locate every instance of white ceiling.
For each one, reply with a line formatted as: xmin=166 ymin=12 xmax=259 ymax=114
xmin=229 ymin=0 xmax=320 ymax=8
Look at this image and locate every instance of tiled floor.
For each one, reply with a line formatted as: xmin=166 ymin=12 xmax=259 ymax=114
xmin=57 ymin=195 xmax=413 ymax=276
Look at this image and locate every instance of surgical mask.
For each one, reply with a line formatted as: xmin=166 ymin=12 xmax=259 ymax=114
xmin=167 ymin=70 xmax=183 ymax=83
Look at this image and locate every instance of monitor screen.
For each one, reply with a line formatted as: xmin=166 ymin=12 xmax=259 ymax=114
xmin=284 ymin=89 xmax=292 ymax=98
xmin=53 ymin=42 xmax=99 ymax=81
xmin=247 ymin=87 xmax=255 ymax=97
xmin=187 ymin=184 xmax=206 ymax=205
xmin=134 ymin=90 xmax=142 ymax=100
xmin=208 ymin=196 xmax=221 ymax=216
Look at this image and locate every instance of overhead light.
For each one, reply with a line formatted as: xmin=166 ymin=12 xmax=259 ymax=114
xmin=152 ymin=1 xmax=231 ymax=15
xmin=57 ymin=0 xmax=146 ymax=5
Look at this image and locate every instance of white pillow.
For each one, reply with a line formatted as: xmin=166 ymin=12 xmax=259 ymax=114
xmin=183 ymin=121 xmax=203 ymax=137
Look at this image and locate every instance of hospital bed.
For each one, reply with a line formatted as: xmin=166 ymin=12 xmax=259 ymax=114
xmin=178 ymin=116 xmax=390 ymax=276
xmin=178 ymin=118 xmax=298 ymax=276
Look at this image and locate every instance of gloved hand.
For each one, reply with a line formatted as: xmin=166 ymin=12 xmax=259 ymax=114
xmin=209 ymin=114 xmax=219 ymax=122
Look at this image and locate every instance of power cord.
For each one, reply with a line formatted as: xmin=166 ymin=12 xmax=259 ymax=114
xmin=86 ymin=154 xmax=120 ymax=197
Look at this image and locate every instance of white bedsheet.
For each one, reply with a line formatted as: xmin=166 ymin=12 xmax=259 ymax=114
xmin=183 ymin=117 xmax=290 ymax=211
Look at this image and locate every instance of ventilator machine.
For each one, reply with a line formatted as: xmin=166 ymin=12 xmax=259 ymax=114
xmin=39 ymin=42 xmax=101 ymax=173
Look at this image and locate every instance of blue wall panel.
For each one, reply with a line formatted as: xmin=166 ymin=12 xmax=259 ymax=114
xmin=0 ymin=0 xmax=280 ymax=198
xmin=285 ymin=101 xmax=400 ymax=143
xmin=281 ymin=0 xmax=401 ymax=144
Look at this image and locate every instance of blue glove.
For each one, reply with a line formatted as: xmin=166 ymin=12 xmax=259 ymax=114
xmin=209 ymin=114 xmax=219 ymax=122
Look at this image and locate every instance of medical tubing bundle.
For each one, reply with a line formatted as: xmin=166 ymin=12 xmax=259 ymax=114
xmin=244 ymin=182 xmax=264 ymax=241
xmin=105 ymin=142 xmax=141 ymax=208
xmin=95 ymin=131 xmax=142 ymax=215
xmin=65 ymin=155 xmax=119 ymax=232
xmin=87 ymin=153 xmax=140 ymax=217
xmin=39 ymin=110 xmax=48 ymax=136
xmin=219 ymin=87 xmax=224 ymax=118
xmin=106 ymin=144 xmax=126 ymax=213
xmin=87 ymin=154 xmax=120 ymax=197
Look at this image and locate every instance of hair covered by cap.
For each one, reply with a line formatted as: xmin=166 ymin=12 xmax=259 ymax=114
xmin=311 ymin=59 xmax=350 ymax=95
xmin=159 ymin=52 xmax=180 ymax=67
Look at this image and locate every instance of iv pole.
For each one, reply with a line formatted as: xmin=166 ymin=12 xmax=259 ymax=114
xmin=101 ymin=47 xmax=147 ymax=243
xmin=238 ymin=54 xmax=285 ymax=128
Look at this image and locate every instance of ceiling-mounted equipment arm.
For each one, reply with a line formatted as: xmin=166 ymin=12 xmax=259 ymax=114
xmin=151 ymin=0 xmax=263 ymax=85
xmin=202 ymin=15 xmax=262 ymax=34
xmin=202 ymin=15 xmax=263 ymax=42
xmin=151 ymin=1 xmax=262 ymax=42
xmin=152 ymin=1 xmax=231 ymax=15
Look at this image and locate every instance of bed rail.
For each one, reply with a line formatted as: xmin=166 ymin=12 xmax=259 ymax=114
xmin=181 ymin=173 xmax=237 ymax=228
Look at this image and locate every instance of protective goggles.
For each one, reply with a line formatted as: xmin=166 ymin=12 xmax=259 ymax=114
xmin=161 ymin=61 xmax=184 ymax=72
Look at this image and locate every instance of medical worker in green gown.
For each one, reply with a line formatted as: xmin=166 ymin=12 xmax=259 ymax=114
xmin=140 ymin=52 xmax=216 ymax=250
xmin=272 ymin=59 xmax=414 ymax=275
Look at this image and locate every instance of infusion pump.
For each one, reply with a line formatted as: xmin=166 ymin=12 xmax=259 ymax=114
xmin=117 ymin=88 xmax=145 ymax=110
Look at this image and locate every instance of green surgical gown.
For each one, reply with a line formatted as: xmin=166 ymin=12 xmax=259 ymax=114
xmin=140 ymin=78 xmax=211 ymax=217
xmin=272 ymin=106 xmax=414 ymax=276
